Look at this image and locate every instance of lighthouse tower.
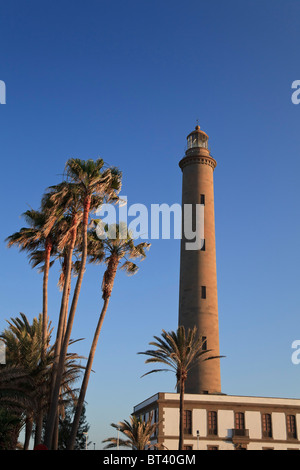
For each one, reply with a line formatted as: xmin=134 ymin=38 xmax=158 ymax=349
xmin=178 ymin=125 xmax=221 ymax=395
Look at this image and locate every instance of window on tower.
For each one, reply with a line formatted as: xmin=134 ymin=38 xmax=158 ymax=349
xmin=200 ymin=194 xmax=205 ymax=205
xmin=201 ymin=286 xmax=207 ymax=299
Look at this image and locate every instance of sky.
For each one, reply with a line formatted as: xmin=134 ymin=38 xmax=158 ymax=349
xmin=1 ymin=0 xmax=300 ymax=449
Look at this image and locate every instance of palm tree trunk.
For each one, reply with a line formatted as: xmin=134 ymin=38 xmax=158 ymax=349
xmin=34 ymin=238 xmax=52 ymax=448
xmin=67 ymin=297 xmax=110 ymax=449
xmin=42 ymin=237 xmax=52 ymax=361
xmin=52 ymin=413 xmax=59 ymax=450
xmin=50 ymin=221 xmax=77 ymax=398
xmin=24 ymin=415 xmax=33 ymax=450
xmin=44 ymin=198 xmax=90 ymax=448
xmin=67 ymin=255 xmax=119 ymax=450
xmin=34 ymin=412 xmax=43 ymax=447
xmin=178 ymin=377 xmax=185 ymax=451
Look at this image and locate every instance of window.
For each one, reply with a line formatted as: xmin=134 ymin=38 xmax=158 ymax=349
xmin=235 ymin=412 xmax=245 ymax=430
xmin=287 ymin=415 xmax=297 ymax=439
xmin=200 ymin=194 xmax=205 ymax=205
xmin=183 ymin=445 xmax=193 ymax=450
xmin=184 ymin=410 xmax=192 ymax=434
xmin=201 ymin=336 xmax=207 ymax=351
xmin=262 ymin=413 xmax=272 ymax=438
xmin=201 ymin=286 xmax=206 ymax=299
xmin=207 ymin=446 xmax=218 ymax=450
xmin=207 ymin=411 xmax=218 ymax=436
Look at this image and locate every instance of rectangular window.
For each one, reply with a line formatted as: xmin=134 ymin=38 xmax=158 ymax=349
xmin=287 ymin=415 xmax=297 ymax=439
xmin=207 ymin=411 xmax=218 ymax=435
xmin=184 ymin=410 xmax=192 ymax=434
xmin=200 ymin=194 xmax=205 ymax=205
xmin=235 ymin=412 xmax=245 ymax=430
xmin=207 ymin=446 xmax=218 ymax=450
xmin=201 ymin=286 xmax=206 ymax=299
xmin=201 ymin=336 xmax=207 ymax=351
xmin=262 ymin=413 xmax=272 ymax=438
xmin=183 ymin=445 xmax=193 ymax=450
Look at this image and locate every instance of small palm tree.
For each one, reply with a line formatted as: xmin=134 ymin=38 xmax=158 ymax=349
xmin=67 ymin=222 xmax=150 ymax=449
xmin=102 ymin=413 xmax=159 ymax=450
xmin=138 ymin=326 xmax=221 ymax=450
xmin=0 ymin=312 xmax=53 ymax=449
xmin=0 ymin=313 xmax=84 ymax=449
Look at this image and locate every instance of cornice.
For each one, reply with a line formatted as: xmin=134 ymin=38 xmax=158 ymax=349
xmin=179 ymin=154 xmax=217 ymax=171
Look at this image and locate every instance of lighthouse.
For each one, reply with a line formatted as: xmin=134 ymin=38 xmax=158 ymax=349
xmin=133 ymin=125 xmax=300 ymax=451
xmin=178 ymin=125 xmax=221 ymax=395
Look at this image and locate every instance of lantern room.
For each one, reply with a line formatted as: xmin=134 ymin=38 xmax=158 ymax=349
xmin=187 ymin=125 xmax=209 ymax=150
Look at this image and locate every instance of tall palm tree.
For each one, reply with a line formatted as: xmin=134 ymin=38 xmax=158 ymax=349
xmin=43 ymin=185 xmax=83 ymax=401
xmin=138 ymin=326 xmax=221 ymax=450
xmin=67 ymin=223 xmax=150 ymax=449
xmin=7 ymin=197 xmax=78 ymax=445
xmin=43 ymin=182 xmax=83 ymax=360
xmin=5 ymin=210 xmax=55 ymax=362
xmin=44 ymin=159 xmax=122 ymax=448
xmin=102 ymin=413 xmax=159 ymax=450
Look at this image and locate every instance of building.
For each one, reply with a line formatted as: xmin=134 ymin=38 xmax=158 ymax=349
xmin=134 ymin=393 xmax=300 ymax=450
xmin=133 ymin=125 xmax=300 ymax=450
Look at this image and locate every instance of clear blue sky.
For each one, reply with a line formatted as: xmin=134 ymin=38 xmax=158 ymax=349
xmin=1 ymin=0 xmax=300 ymax=448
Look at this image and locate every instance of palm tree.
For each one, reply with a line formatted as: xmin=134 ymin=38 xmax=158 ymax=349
xmin=102 ymin=413 xmax=159 ymax=450
xmin=44 ymin=159 xmax=122 ymax=448
xmin=67 ymin=222 xmax=150 ymax=449
xmin=138 ymin=326 xmax=221 ymax=450
xmin=0 ymin=313 xmax=53 ymax=449
xmin=0 ymin=313 xmax=85 ymax=449
xmin=42 ymin=182 xmax=83 ymax=362
xmin=44 ymin=185 xmax=83 ymax=398
xmin=0 ymin=405 xmax=23 ymax=450
xmin=5 ymin=210 xmax=54 ymax=362
xmin=0 ymin=366 xmax=29 ymax=450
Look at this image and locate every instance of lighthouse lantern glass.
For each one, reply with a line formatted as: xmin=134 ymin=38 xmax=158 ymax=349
xmin=187 ymin=133 xmax=208 ymax=150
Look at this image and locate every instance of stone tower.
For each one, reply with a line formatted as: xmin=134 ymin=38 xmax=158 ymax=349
xmin=178 ymin=125 xmax=221 ymax=394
